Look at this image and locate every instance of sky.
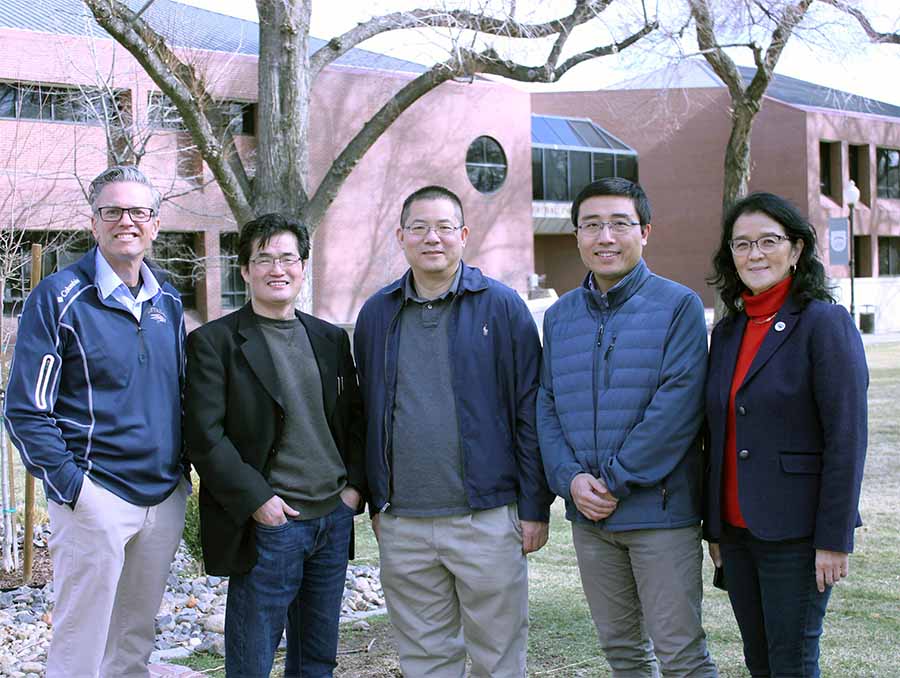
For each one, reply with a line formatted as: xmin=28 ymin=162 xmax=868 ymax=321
xmin=173 ymin=0 xmax=900 ymax=106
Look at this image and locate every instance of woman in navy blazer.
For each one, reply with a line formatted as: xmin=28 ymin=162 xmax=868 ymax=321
xmin=704 ymin=193 xmax=868 ymax=677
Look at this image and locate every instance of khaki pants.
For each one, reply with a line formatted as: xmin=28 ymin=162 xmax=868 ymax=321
xmin=46 ymin=474 xmax=188 ymax=678
xmin=378 ymin=505 xmax=529 ymax=678
xmin=572 ymin=523 xmax=718 ymax=678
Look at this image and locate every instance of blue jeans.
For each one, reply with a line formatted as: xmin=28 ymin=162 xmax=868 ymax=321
xmin=225 ymin=502 xmax=354 ymax=678
xmin=720 ymin=524 xmax=831 ymax=678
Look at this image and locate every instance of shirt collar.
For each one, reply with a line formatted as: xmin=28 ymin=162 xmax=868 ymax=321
xmin=94 ymin=249 xmax=160 ymax=301
xmin=403 ymin=264 xmax=462 ymax=303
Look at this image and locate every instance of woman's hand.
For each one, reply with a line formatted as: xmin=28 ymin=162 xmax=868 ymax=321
xmin=815 ymin=549 xmax=850 ymax=593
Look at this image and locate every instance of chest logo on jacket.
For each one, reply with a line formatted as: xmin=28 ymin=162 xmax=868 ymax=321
xmin=148 ymin=307 xmax=168 ymax=325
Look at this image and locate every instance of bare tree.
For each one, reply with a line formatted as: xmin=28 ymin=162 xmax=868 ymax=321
xmin=688 ymin=0 xmax=815 ymax=212
xmin=81 ymin=0 xmax=658 ymax=233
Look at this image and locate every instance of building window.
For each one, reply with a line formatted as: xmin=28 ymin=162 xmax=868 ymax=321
xmin=147 ymin=93 xmax=256 ymax=135
xmin=849 ymin=144 xmax=870 ymax=206
xmin=531 ymin=148 xmax=544 ymax=200
xmin=152 ymin=232 xmax=198 ymax=308
xmin=876 ymin=148 xmax=900 ymax=199
xmin=147 ymin=92 xmax=185 ymax=130
xmin=218 ymin=100 xmax=256 ymax=136
xmin=878 ymin=236 xmax=900 ymax=276
xmin=466 ymin=136 xmax=507 ymax=194
xmin=819 ymin=141 xmax=840 ymax=200
xmin=532 ymin=148 xmax=639 ymax=202
xmin=220 ymin=232 xmax=247 ymax=309
xmin=0 ymin=81 xmax=124 ymax=125
xmin=2 ymin=231 xmax=92 ymax=315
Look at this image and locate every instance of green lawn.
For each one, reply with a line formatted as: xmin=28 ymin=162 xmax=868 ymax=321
xmin=8 ymin=343 xmax=898 ymax=676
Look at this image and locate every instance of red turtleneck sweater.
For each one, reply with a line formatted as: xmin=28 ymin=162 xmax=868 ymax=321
xmin=721 ymin=276 xmax=793 ymax=527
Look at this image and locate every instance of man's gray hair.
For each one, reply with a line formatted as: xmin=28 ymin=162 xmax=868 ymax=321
xmin=88 ymin=165 xmax=162 ymax=213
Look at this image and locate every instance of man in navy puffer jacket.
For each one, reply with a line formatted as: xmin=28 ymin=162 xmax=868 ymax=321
xmin=538 ymin=178 xmax=718 ymax=677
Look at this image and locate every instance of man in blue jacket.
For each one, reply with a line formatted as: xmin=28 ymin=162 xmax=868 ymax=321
xmin=4 ymin=166 xmax=188 ymax=678
xmin=354 ymin=185 xmax=553 ymax=677
xmin=538 ymin=178 xmax=718 ymax=677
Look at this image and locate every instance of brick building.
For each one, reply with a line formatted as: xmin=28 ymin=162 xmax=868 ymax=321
xmin=3 ymin=2 xmax=899 ymax=331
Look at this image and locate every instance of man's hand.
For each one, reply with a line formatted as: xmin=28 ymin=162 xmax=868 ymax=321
xmin=252 ymin=495 xmax=299 ymax=526
xmin=570 ymin=473 xmax=618 ymax=521
xmin=371 ymin=513 xmax=381 ymax=542
xmin=816 ymin=549 xmax=850 ymax=593
xmin=340 ymin=486 xmax=362 ymax=511
xmin=707 ymin=541 xmax=722 ymax=568
xmin=521 ymin=520 xmax=549 ymax=555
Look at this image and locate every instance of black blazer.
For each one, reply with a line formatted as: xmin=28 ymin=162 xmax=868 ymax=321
xmin=183 ymin=303 xmax=365 ymax=575
xmin=704 ymin=296 xmax=868 ymax=553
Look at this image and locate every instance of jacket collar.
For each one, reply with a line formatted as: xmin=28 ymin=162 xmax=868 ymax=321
xmin=581 ymin=258 xmax=651 ymax=310
xmin=74 ymin=246 xmax=170 ymax=288
xmin=235 ymin=302 xmax=336 ymax=419
xmin=382 ymin=261 xmax=489 ymax=300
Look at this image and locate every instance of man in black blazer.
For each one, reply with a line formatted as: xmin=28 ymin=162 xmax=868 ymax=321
xmin=183 ymin=214 xmax=364 ymax=678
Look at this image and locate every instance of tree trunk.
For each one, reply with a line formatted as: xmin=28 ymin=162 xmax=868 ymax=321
xmin=721 ymin=99 xmax=759 ymax=213
xmin=254 ymin=0 xmax=312 ymax=217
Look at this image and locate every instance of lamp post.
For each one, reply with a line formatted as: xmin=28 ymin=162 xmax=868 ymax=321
xmin=844 ymin=180 xmax=861 ymax=326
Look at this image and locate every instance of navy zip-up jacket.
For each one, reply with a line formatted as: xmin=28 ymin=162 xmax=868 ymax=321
xmin=353 ymin=263 xmax=553 ymax=522
xmin=538 ymin=260 xmax=708 ymax=529
xmin=4 ymin=248 xmax=185 ymax=508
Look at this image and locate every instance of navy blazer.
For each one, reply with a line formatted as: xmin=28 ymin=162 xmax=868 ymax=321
xmin=704 ymin=295 xmax=868 ymax=553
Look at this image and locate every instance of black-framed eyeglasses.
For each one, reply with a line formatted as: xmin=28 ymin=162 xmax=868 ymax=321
xmin=576 ymin=220 xmax=640 ymax=236
xmin=402 ymin=223 xmax=462 ymax=237
xmin=250 ymin=254 xmax=302 ymax=269
xmin=729 ymin=235 xmax=792 ymax=256
xmin=96 ymin=206 xmax=156 ymax=223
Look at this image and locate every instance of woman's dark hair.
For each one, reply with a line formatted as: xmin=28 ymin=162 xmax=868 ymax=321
xmin=708 ymin=192 xmax=834 ymax=315
xmin=238 ymin=213 xmax=310 ymax=267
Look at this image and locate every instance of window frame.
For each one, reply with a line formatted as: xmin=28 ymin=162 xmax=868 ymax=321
xmin=465 ymin=136 xmax=508 ymax=194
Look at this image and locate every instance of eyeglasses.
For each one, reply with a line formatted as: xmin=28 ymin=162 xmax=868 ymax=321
xmin=250 ymin=254 xmax=302 ymax=269
xmin=96 ymin=206 xmax=156 ymax=223
xmin=729 ymin=235 xmax=792 ymax=256
xmin=576 ymin=220 xmax=640 ymax=236
xmin=402 ymin=223 xmax=462 ymax=237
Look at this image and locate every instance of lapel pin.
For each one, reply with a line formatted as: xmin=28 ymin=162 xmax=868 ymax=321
xmin=774 ymin=321 xmax=786 ymax=332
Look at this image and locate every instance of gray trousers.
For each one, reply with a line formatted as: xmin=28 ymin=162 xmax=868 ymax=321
xmin=572 ymin=523 xmax=718 ymax=678
xmin=378 ymin=505 xmax=529 ymax=678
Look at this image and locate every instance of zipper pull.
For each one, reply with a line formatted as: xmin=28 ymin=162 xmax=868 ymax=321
xmin=662 ymin=487 xmax=668 ymax=509
xmin=597 ymin=323 xmax=604 ymax=347
xmin=605 ymin=335 xmax=617 ymax=360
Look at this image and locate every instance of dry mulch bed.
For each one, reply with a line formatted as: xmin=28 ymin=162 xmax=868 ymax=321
xmin=0 ymin=542 xmax=53 ymax=590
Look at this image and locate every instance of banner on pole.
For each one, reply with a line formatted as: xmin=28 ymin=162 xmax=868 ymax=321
xmin=828 ymin=217 xmax=850 ymax=266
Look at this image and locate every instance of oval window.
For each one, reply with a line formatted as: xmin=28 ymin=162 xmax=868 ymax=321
xmin=466 ymin=136 xmax=507 ymax=194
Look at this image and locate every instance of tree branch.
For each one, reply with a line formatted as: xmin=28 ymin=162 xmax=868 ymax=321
xmin=309 ymin=0 xmax=616 ymax=80
xmin=688 ymin=0 xmax=747 ymax=103
xmin=820 ymin=0 xmax=900 ymax=44
xmin=83 ymin=0 xmax=254 ymax=224
xmin=303 ymin=17 xmax=657 ymax=230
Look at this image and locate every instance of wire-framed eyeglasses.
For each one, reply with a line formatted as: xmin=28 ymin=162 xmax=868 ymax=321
xmin=729 ymin=235 xmax=792 ymax=256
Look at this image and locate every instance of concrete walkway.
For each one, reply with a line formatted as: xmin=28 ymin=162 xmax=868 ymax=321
xmin=862 ymin=331 xmax=900 ymax=345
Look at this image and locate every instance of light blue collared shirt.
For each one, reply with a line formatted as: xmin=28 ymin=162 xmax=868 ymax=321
xmin=94 ymin=249 xmax=161 ymax=322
